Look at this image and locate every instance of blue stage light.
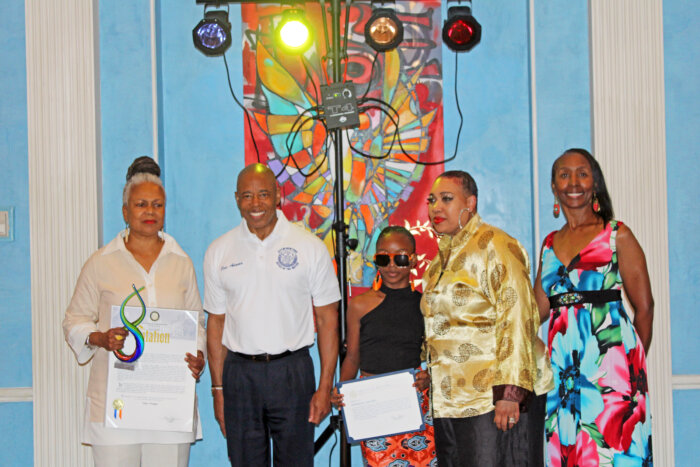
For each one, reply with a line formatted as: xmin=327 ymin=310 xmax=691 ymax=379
xmin=193 ymin=10 xmax=232 ymax=57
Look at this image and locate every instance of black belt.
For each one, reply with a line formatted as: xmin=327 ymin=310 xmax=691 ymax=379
xmin=230 ymin=347 xmax=307 ymax=362
xmin=549 ymin=289 xmax=621 ymax=308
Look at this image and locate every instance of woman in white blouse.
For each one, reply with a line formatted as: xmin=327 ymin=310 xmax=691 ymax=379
xmin=63 ymin=157 xmax=206 ymax=467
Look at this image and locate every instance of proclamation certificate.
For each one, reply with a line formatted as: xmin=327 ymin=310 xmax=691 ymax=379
xmin=104 ymin=306 xmax=198 ymax=432
xmin=338 ymin=369 xmax=424 ymax=443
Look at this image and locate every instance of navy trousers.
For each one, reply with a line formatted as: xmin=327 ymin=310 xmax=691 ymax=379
xmin=222 ymin=349 xmax=316 ymax=467
xmin=433 ymin=394 xmax=546 ymax=467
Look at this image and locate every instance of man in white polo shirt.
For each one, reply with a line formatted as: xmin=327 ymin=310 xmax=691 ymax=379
xmin=205 ymin=163 xmax=340 ymax=466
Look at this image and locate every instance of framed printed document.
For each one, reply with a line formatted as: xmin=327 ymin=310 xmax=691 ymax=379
xmin=104 ymin=306 xmax=198 ymax=432
xmin=337 ymin=369 xmax=424 ymax=443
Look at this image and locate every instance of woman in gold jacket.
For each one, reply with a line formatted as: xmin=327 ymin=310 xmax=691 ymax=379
xmin=421 ymin=170 xmax=553 ymax=467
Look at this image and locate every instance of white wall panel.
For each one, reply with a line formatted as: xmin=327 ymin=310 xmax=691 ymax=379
xmin=589 ymin=1 xmax=673 ymax=464
xmin=26 ymin=0 xmax=100 ymax=465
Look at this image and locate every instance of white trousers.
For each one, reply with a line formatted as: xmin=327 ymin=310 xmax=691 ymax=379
xmin=91 ymin=443 xmax=190 ymax=467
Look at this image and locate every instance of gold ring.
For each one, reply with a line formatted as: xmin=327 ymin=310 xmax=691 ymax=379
xmin=115 ymin=335 xmax=124 ymax=341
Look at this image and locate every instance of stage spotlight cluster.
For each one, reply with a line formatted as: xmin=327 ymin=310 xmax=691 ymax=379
xmin=443 ymin=5 xmax=481 ymax=52
xmin=193 ymin=9 xmax=232 ymax=56
xmin=275 ymin=9 xmax=313 ymax=54
xmin=364 ymin=8 xmax=404 ymax=53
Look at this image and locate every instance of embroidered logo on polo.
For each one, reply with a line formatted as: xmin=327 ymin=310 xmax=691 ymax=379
xmin=276 ymin=247 xmax=299 ymax=270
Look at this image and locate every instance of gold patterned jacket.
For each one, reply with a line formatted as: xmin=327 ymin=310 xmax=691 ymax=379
xmin=421 ymin=213 xmax=553 ymax=418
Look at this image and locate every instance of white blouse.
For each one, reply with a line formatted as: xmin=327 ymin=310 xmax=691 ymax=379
xmin=63 ymin=231 xmax=206 ymax=445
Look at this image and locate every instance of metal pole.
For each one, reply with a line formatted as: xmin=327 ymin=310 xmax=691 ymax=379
xmin=329 ymin=0 xmax=352 ymax=465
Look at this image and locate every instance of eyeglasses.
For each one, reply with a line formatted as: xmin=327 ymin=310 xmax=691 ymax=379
xmin=374 ymin=253 xmax=412 ymax=268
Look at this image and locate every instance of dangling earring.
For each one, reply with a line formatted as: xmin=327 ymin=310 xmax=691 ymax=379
xmin=409 ymin=269 xmax=416 ymax=292
xmin=372 ymin=273 xmax=383 ymax=291
xmin=553 ymin=198 xmax=560 ymax=218
xmin=592 ymin=194 xmax=600 ymax=213
xmin=124 ymin=223 xmax=130 ymax=243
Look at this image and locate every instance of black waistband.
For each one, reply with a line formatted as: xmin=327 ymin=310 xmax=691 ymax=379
xmin=549 ymin=289 xmax=622 ymax=308
xmin=229 ymin=346 xmax=308 ymax=362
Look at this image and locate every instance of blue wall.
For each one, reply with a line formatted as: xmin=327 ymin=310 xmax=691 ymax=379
xmin=1 ymin=0 xmax=699 ymax=465
xmin=99 ymin=0 xmax=155 ymax=239
xmin=664 ymin=1 xmax=700 ymax=465
xmin=533 ymin=0 xmax=592 ymax=244
xmin=665 ymin=0 xmax=700 ymax=375
xmin=443 ymin=0 xmax=533 ymax=249
xmin=0 ymin=0 xmax=34 ymax=464
xmin=673 ymin=390 xmax=700 ymax=465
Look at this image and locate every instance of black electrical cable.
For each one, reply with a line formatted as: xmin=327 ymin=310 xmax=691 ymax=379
xmin=318 ymin=0 xmax=332 ymax=84
xmin=340 ymin=0 xmax=352 ymax=80
xmin=281 ymin=110 xmax=330 ymax=178
xmin=449 ymin=52 xmax=464 ymax=164
xmin=301 ymin=57 xmax=321 ymax=106
xmin=223 ymin=52 xmax=260 ymax=162
xmin=327 ymin=430 xmax=338 ymax=466
xmin=346 ymin=127 xmax=390 ymax=159
xmin=360 ymin=51 xmax=379 ymax=100
xmin=283 ymin=108 xmax=321 ymax=156
xmin=347 ymin=103 xmax=404 ymax=159
xmin=356 ymin=94 xmax=459 ymax=166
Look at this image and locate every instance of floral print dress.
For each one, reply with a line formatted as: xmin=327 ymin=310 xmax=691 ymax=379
xmin=540 ymin=221 xmax=652 ymax=466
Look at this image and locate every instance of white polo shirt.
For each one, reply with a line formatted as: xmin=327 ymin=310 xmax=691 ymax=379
xmin=203 ymin=210 xmax=341 ymax=355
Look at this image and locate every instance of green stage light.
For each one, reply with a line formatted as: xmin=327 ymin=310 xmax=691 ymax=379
xmin=275 ymin=9 xmax=313 ymax=54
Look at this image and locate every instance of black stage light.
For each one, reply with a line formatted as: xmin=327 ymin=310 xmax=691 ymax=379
xmin=443 ymin=5 xmax=481 ymax=52
xmin=364 ymin=8 xmax=404 ymax=53
xmin=193 ymin=9 xmax=232 ymax=57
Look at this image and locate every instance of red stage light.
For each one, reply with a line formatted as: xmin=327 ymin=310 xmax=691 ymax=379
xmin=446 ymin=20 xmax=474 ymax=45
xmin=443 ymin=6 xmax=481 ymax=52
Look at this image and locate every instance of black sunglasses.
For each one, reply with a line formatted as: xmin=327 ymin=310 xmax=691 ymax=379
xmin=374 ymin=253 xmax=412 ymax=268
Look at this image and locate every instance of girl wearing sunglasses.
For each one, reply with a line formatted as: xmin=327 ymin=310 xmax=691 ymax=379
xmin=332 ymin=226 xmax=437 ymax=466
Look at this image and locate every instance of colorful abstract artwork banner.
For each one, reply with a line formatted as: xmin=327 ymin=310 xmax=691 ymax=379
xmin=241 ymin=2 xmax=444 ymax=288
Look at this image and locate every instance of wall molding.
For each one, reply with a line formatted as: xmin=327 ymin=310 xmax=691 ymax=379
xmin=673 ymin=375 xmax=700 ymax=391
xmin=26 ymin=0 xmax=100 ymax=465
xmin=0 ymin=387 xmax=33 ymax=403
xmin=528 ymin=0 xmax=541 ymax=261
xmin=589 ymin=1 xmax=673 ymax=465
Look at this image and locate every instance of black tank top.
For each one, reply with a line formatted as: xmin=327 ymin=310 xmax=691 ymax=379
xmin=359 ymin=284 xmax=424 ymax=374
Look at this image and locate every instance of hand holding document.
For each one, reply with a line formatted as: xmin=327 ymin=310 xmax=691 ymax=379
xmin=104 ymin=306 xmax=198 ymax=432
xmin=337 ymin=369 xmax=424 ymax=443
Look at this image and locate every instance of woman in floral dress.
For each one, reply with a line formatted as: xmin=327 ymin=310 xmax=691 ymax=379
xmin=534 ymin=148 xmax=654 ymax=466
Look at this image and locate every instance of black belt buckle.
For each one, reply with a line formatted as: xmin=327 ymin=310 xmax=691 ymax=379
xmin=251 ymin=353 xmax=273 ymax=362
xmin=245 ymin=350 xmax=292 ymax=362
xmin=549 ymin=289 xmax=622 ymax=308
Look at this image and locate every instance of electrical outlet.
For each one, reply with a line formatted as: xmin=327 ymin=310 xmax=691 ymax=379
xmin=0 ymin=207 xmax=14 ymax=242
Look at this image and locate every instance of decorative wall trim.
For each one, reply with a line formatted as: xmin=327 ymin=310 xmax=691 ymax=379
xmin=528 ymin=0 xmax=541 ymax=260
xmin=0 ymin=387 xmax=33 ymax=403
xmin=150 ymin=0 xmax=159 ymax=163
xmin=673 ymin=375 xmax=700 ymax=391
xmin=589 ymin=1 xmax=673 ymax=465
xmin=26 ymin=0 xmax=100 ymax=465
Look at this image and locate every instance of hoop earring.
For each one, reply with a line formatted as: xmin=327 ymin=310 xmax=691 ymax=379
xmin=124 ymin=224 xmax=130 ymax=243
xmin=592 ymin=194 xmax=601 ymax=213
xmin=457 ymin=208 xmax=471 ymax=230
xmin=372 ymin=273 xmax=383 ymax=291
xmin=553 ymin=198 xmax=560 ymax=218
